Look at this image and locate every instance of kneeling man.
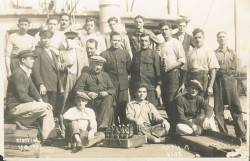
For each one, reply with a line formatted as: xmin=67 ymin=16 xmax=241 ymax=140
xmin=126 ymin=83 xmax=170 ymax=143
xmin=6 ymin=50 xmax=56 ymax=144
xmin=63 ymin=94 xmax=105 ymax=150
xmin=174 ymin=80 xmax=217 ymax=136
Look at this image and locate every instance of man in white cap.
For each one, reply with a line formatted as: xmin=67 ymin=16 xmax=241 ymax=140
xmin=74 ymin=55 xmax=116 ymax=131
xmin=174 ymin=80 xmax=217 ymax=136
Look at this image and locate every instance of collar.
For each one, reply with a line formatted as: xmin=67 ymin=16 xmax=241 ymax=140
xmin=20 ymin=64 xmax=32 ymax=77
xmin=216 ymin=46 xmax=230 ymax=52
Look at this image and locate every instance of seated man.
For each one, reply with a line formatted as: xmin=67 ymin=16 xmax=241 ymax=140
xmin=174 ymin=80 xmax=217 ymax=136
xmin=126 ymin=83 xmax=170 ymax=143
xmin=74 ymin=55 xmax=116 ymax=130
xmin=5 ymin=50 xmax=56 ymax=144
xmin=63 ymin=94 xmax=105 ymax=150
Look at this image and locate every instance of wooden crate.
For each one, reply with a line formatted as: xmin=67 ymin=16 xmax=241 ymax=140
xmin=103 ymin=135 xmax=147 ymax=148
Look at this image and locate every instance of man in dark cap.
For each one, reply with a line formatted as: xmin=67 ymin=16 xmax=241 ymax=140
xmin=5 ymin=16 xmax=35 ymax=78
xmin=101 ymin=31 xmax=131 ymax=125
xmin=6 ymin=50 xmax=56 ymax=143
xmin=173 ymin=80 xmax=217 ymax=136
xmin=74 ymin=55 xmax=116 ymax=130
xmin=32 ymin=30 xmax=62 ymax=117
xmin=57 ymin=31 xmax=89 ymax=137
xmin=63 ymin=93 xmax=105 ymax=151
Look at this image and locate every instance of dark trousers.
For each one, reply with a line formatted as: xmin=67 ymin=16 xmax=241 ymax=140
xmin=162 ymin=69 xmax=180 ymax=125
xmin=42 ymin=91 xmax=58 ymax=116
xmin=89 ymin=95 xmax=114 ymax=128
xmin=114 ymin=89 xmax=128 ymax=125
xmin=189 ymin=71 xmax=208 ymax=99
xmin=213 ymin=75 xmax=246 ymax=138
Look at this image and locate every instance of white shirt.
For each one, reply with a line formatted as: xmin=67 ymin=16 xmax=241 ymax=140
xmin=63 ymin=107 xmax=97 ymax=132
xmin=159 ymin=38 xmax=186 ymax=71
xmin=183 ymin=46 xmax=220 ymax=72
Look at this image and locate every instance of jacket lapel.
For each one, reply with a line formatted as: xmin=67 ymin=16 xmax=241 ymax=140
xmin=42 ymin=48 xmax=57 ymax=70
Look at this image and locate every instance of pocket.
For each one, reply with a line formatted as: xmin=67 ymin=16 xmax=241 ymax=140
xmin=121 ymin=58 xmax=127 ymax=68
xmin=143 ymin=58 xmax=154 ymax=72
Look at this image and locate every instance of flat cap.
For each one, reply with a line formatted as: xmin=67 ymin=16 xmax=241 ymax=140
xmin=189 ymin=80 xmax=203 ymax=91
xmin=17 ymin=50 xmax=37 ymax=59
xmin=75 ymin=93 xmax=90 ymax=100
xmin=64 ymin=31 xmax=79 ymax=39
xmin=90 ymin=55 xmax=106 ymax=63
xmin=39 ymin=30 xmax=53 ymax=38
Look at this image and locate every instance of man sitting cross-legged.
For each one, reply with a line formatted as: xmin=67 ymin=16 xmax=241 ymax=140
xmin=5 ymin=50 xmax=56 ymax=145
xmin=63 ymin=93 xmax=105 ymax=151
xmin=174 ymin=80 xmax=217 ymax=136
xmin=126 ymin=83 xmax=170 ymax=143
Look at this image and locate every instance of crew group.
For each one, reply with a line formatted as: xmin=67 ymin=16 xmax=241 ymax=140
xmin=5 ymin=13 xmax=246 ymax=149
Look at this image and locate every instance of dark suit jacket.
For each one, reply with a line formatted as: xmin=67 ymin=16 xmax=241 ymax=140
xmin=6 ymin=67 xmax=41 ymax=111
xmin=173 ymin=33 xmax=195 ymax=54
xmin=130 ymin=48 xmax=161 ymax=91
xmin=100 ymin=48 xmax=131 ymax=90
xmin=32 ymin=45 xmax=61 ymax=92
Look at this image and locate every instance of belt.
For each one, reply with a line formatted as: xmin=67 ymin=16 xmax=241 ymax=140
xmin=190 ymin=70 xmax=208 ymax=75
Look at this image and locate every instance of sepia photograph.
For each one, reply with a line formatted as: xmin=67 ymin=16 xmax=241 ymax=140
xmin=0 ymin=0 xmax=249 ymax=160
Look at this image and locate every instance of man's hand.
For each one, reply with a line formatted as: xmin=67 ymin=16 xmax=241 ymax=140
xmin=207 ymin=86 xmax=213 ymax=96
xmin=88 ymin=92 xmax=99 ymax=99
xmin=99 ymin=91 xmax=108 ymax=97
xmin=40 ymin=84 xmax=47 ymax=96
xmin=192 ymin=124 xmax=200 ymax=136
xmin=155 ymin=85 xmax=161 ymax=98
xmin=161 ymin=119 xmax=170 ymax=131
xmin=135 ymin=120 xmax=144 ymax=132
xmin=178 ymin=84 xmax=185 ymax=93
xmin=202 ymin=117 xmax=210 ymax=130
xmin=77 ymin=92 xmax=91 ymax=100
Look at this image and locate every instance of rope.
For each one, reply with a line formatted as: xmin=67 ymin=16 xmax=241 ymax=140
xmin=202 ymin=0 xmax=214 ymax=29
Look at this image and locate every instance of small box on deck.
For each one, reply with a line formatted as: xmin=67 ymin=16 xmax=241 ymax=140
xmin=103 ymin=135 xmax=147 ymax=148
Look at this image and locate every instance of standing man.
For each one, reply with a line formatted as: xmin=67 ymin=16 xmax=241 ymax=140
xmin=78 ymin=17 xmax=106 ymax=55
xmin=6 ymin=50 xmax=56 ymax=144
xmin=74 ymin=56 xmax=116 ymax=130
xmin=32 ymin=30 xmax=62 ymax=117
xmin=173 ymin=19 xmax=195 ymax=55
xmin=158 ymin=21 xmax=186 ymax=127
xmin=57 ymin=31 xmax=89 ymax=136
xmin=59 ymin=13 xmax=72 ymax=33
xmin=101 ymin=31 xmax=131 ymax=125
xmin=213 ymin=31 xmax=246 ymax=142
xmin=105 ymin=17 xmax=133 ymax=58
xmin=86 ymin=38 xmax=99 ymax=59
xmin=35 ymin=16 xmax=67 ymax=51
xmin=130 ymin=33 xmax=161 ymax=107
xmin=5 ymin=16 xmax=35 ymax=78
xmin=179 ymin=28 xmax=220 ymax=99
xmin=129 ymin=15 xmax=162 ymax=56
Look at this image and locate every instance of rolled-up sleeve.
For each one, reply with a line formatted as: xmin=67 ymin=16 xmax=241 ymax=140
xmin=126 ymin=103 xmax=135 ymax=120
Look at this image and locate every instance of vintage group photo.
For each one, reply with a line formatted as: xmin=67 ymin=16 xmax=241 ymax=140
xmin=1 ymin=0 xmax=249 ymax=159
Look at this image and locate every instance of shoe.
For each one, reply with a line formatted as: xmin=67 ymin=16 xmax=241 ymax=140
xmin=76 ymin=141 xmax=83 ymax=151
xmin=98 ymin=123 xmax=108 ymax=131
xmin=41 ymin=138 xmax=54 ymax=146
xmin=241 ymin=136 xmax=247 ymax=143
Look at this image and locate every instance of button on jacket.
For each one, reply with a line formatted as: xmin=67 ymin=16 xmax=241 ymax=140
xmin=130 ymin=48 xmax=161 ymax=90
xmin=100 ymin=48 xmax=131 ymax=90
